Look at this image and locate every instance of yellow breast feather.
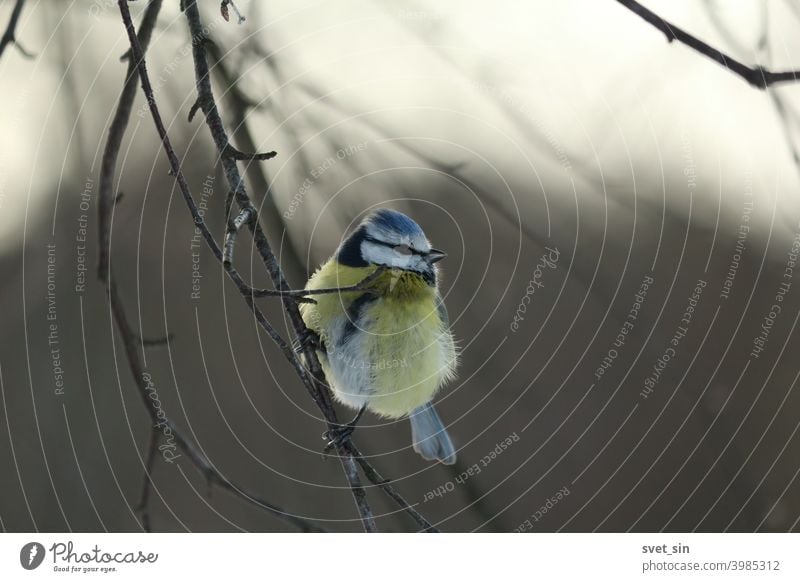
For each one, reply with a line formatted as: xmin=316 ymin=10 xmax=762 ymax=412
xmin=299 ymin=260 xmax=457 ymax=418
xmin=299 ymin=261 xmax=380 ymax=343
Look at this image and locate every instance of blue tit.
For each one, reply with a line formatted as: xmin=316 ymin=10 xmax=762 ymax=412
xmin=300 ymin=209 xmax=458 ymax=464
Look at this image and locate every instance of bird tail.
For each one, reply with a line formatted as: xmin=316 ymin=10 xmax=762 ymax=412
xmin=409 ymin=403 xmax=456 ymax=465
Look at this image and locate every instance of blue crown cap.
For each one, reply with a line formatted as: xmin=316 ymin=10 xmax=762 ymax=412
xmin=366 ymin=208 xmax=425 ymax=237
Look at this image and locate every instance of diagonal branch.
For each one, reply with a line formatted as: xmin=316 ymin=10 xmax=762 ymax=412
xmin=0 ymin=0 xmax=33 ymax=60
xmin=223 ymin=203 xmax=255 ymax=266
xmin=117 ymin=0 xmax=438 ymax=533
xmin=252 ymin=266 xmax=387 ymax=298
xmin=137 ymin=427 xmax=160 ymax=532
xmin=349 ymin=443 xmax=437 ymax=532
xmin=108 ymin=273 xmax=325 ymax=532
xmin=180 ymin=0 xmax=382 ymax=531
xmin=118 ymin=0 xmax=378 ymax=532
xmin=222 ymin=143 xmax=277 ymax=161
xmin=104 ymin=0 xmax=326 ymax=533
xmin=203 ymin=42 xmax=306 ymax=282
xmin=616 ymin=0 xmax=800 ymax=89
xmin=182 ymin=0 xmax=440 ymax=532
xmin=98 ymin=0 xmax=163 ymax=282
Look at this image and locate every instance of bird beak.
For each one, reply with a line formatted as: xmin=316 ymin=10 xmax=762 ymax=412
xmin=426 ymin=249 xmax=447 ymax=264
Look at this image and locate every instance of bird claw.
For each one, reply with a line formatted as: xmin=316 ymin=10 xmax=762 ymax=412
xmin=322 ymin=424 xmax=356 ymax=455
xmin=320 ymin=405 xmax=366 ymax=457
xmin=293 ymin=329 xmax=322 ymax=354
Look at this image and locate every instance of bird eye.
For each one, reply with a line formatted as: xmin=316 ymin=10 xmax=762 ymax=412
xmin=394 ymin=244 xmax=412 ymax=255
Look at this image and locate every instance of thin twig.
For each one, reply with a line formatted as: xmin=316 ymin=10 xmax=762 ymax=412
xmin=118 ymin=0 xmax=373 ymax=532
xmin=181 ymin=0 xmax=380 ymax=531
xmin=223 ymin=205 xmax=254 ymax=265
xmin=616 ymin=0 xmax=800 ymax=89
xmin=138 ymin=332 xmax=174 ymax=348
xmin=161 ymin=417 xmax=326 ymax=532
xmin=252 ymin=266 xmax=387 ymax=298
xmin=348 ymin=442 xmax=439 ymax=532
xmin=0 ymin=0 xmax=33 ymax=60
xmin=137 ymin=428 xmax=160 ymax=532
xmin=294 ymin=81 xmax=548 ymax=251
xmin=220 ymin=0 xmax=245 ymax=25
xmin=108 ymin=272 xmax=324 ymax=532
xmin=116 ymin=1 xmax=297 ymax=358
xmin=98 ymin=0 xmax=163 ymax=282
xmin=203 ymin=42 xmax=306 ymax=282
xmin=186 ymin=3 xmax=440 ymax=532
xmin=109 ymin=0 xmax=326 ymax=533
xmin=223 ymin=143 xmax=277 ymax=161
xmin=119 ymin=0 xmax=437 ymax=532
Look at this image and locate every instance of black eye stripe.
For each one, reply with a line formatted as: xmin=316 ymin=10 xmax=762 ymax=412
xmin=364 ymin=236 xmax=424 ymax=256
xmin=364 ymin=236 xmax=394 ymax=248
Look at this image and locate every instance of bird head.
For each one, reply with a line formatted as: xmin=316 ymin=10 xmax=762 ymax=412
xmin=336 ymin=209 xmax=446 ymax=285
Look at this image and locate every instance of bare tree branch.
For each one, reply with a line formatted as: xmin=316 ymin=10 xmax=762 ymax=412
xmin=220 ymin=0 xmax=245 ymax=25
xmin=203 ymin=42 xmax=307 ymax=282
xmin=138 ymin=332 xmax=174 ymax=348
xmin=98 ymin=0 xmax=163 ymax=282
xmin=222 ymin=143 xmax=277 ymax=161
xmin=114 ymin=0 xmax=439 ymax=533
xmin=137 ymin=428 xmax=159 ymax=532
xmin=180 ymin=0 xmax=379 ymax=531
xmin=108 ymin=273 xmax=325 ymax=532
xmin=252 ymin=266 xmax=387 ymax=298
xmin=0 ymin=0 xmax=33 ymax=60
xmin=223 ymin=203 xmax=255 ymax=266
xmin=102 ymin=0 xmax=326 ymax=533
xmin=616 ymin=0 xmax=800 ymax=89
xmin=349 ymin=443 xmax=437 ymax=532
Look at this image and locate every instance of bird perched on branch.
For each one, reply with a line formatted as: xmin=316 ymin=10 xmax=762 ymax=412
xmin=300 ymin=209 xmax=458 ymax=464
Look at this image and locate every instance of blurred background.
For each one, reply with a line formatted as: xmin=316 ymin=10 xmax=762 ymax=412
xmin=2 ymin=0 xmax=800 ymax=532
